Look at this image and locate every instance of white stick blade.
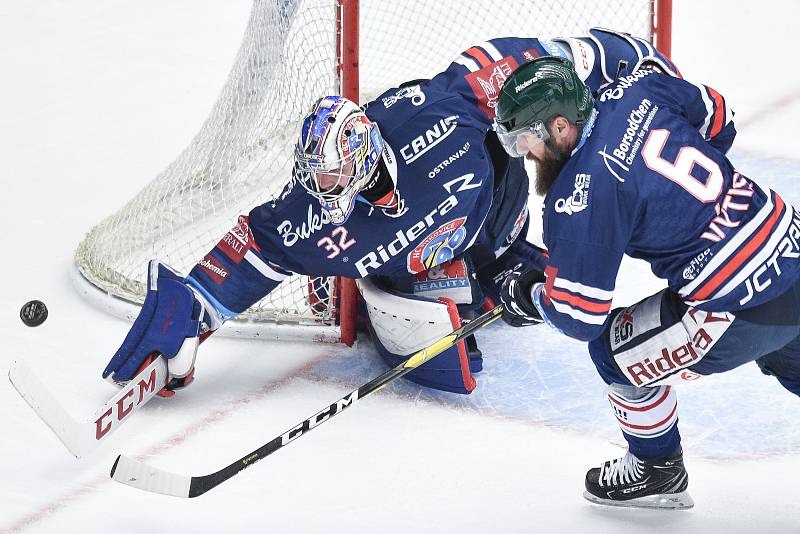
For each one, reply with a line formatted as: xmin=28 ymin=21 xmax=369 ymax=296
xmin=8 ymin=360 xmax=86 ymax=458
xmin=111 ymin=455 xmax=192 ymax=498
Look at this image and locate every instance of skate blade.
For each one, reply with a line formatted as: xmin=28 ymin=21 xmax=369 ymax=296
xmin=583 ymin=490 xmax=694 ymax=510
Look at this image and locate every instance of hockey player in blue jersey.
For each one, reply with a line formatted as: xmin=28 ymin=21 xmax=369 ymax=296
xmin=495 ymin=56 xmax=800 ymax=509
xmin=101 ymin=30 xmax=678 ymax=399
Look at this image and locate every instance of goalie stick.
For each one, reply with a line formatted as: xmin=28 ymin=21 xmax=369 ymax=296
xmin=8 ymin=355 xmax=169 ymax=458
xmin=110 ymin=304 xmax=504 ymax=498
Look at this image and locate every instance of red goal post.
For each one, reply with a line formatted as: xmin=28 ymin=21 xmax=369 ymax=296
xmin=73 ymin=0 xmax=672 ymax=346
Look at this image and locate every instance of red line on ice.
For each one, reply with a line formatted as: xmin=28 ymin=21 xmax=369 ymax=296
xmin=2 ymin=352 xmax=333 ymax=533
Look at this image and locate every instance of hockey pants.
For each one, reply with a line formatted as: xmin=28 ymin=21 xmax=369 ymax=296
xmin=588 ymin=277 xmax=800 ymax=459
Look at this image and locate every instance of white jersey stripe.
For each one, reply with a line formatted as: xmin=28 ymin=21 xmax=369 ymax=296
xmin=552 ymin=277 xmax=614 ymax=301
xmin=550 ymin=299 xmax=608 ymax=325
xmin=711 ymin=207 xmax=795 ymax=300
xmin=686 ymin=78 xmax=713 ymax=138
xmin=680 ymin=193 xmax=776 ymax=296
xmin=454 ymin=55 xmax=480 ymax=73
xmin=245 ymin=250 xmax=289 ymax=282
xmin=725 ymin=99 xmax=734 ymax=129
xmin=479 ymin=41 xmax=503 ymax=62
xmin=640 ymin=37 xmax=655 ymax=58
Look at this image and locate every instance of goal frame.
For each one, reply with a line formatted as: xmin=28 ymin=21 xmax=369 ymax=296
xmin=73 ymin=0 xmax=673 ymax=346
xmin=334 ymin=0 xmax=672 ymax=345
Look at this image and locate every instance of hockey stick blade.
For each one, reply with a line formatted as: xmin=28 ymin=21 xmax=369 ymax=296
xmin=9 ymin=360 xmax=83 ymax=456
xmin=110 ymin=455 xmax=191 ymax=497
xmin=9 ymin=356 xmax=169 ymax=458
xmin=110 ymin=305 xmax=504 ymax=497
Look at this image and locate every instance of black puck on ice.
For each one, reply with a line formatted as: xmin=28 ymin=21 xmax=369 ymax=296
xmin=20 ymin=300 xmax=48 ymax=327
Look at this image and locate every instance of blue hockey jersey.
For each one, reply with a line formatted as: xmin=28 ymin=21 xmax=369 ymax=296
xmin=188 ymin=32 xmax=678 ymax=319
xmin=537 ymin=68 xmax=800 ymax=342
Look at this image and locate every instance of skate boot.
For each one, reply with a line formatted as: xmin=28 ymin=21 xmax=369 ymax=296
xmin=583 ymin=448 xmax=694 ymax=509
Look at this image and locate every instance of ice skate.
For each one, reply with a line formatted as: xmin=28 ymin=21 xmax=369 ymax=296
xmin=583 ymin=448 xmax=694 ymax=510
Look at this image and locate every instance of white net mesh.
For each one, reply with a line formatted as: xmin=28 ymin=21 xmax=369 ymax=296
xmin=74 ymin=0 xmax=657 ymax=333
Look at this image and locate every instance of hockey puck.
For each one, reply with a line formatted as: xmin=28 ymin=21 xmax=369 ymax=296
xmin=20 ymin=300 xmax=48 ymax=327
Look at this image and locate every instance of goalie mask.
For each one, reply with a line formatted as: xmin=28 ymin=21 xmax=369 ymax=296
xmin=295 ymin=96 xmax=385 ymax=225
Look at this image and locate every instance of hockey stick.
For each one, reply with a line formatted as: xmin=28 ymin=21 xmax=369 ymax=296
xmin=110 ymin=304 xmax=504 ymax=498
xmin=8 ymin=355 xmax=169 ymax=458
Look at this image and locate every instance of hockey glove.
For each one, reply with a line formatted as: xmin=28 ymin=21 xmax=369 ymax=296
xmin=500 ymin=265 xmax=546 ymax=327
xmin=102 ymin=260 xmax=221 ymax=398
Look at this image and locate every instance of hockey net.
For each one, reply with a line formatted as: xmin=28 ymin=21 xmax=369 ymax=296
xmin=73 ymin=0 xmax=671 ymax=344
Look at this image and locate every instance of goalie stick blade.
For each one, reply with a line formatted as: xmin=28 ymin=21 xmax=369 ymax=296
xmin=8 ymin=356 xmax=169 ymax=458
xmin=111 ymin=455 xmax=192 ymax=498
xmin=9 ymin=360 xmax=85 ymax=458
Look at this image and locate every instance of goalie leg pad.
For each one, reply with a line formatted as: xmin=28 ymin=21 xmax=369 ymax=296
xmin=357 ymin=276 xmax=479 ymax=394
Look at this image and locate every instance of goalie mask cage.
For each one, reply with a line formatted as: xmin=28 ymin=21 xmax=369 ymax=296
xmin=73 ymin=0 xmax=672 ymax=345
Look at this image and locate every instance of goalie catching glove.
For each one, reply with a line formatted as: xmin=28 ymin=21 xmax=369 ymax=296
xmin=102 ymin=260 xmax=222 ymax=398
xmin=500 ymin=264 xmax=547 ymax=327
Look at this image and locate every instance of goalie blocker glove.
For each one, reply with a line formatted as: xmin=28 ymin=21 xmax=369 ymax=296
xmin=500 ymin=265 xmax=546 ymax=327
xmin=102 ymin=260 xmax=222 ymax=398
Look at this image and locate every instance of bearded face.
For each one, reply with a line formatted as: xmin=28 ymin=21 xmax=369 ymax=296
xmin=527 ymin=135 xmax=573 ymax=196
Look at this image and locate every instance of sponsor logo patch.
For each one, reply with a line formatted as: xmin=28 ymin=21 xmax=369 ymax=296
xmin=218 ymin=216 xmax=258 ymax=264
xmin=682 ymin=249 xmax=713 ymax=281
xmin=277 ymin=204 xmax=332 ymax=247
xmin=412 ymin=259 xmax=472 ymax=303
xmin=610 ymin=294 xmax=663 ymax=352
xmin=382 ymin=85 xmax=425 ymax=108
xmin=560 ymin=38 xmax=593 ymax=81
xmin=597 ymin=98 xmax=658 ymax=182
xmin=400 ymin=115 xmax=459 ymax=164
xmin=554 ymin=173 xmax=591 ymax=215
xmin=615 ymin=308 xmax=733 ymax=386
xmin=408 ymin=218 xmax=467 ymax=273
xmin=464 ymin=57 xmax=518 ymax=118
xmin=354 ymin=194 xmax=460 ymax=277
xmin=198 ymin=255 xmax=228 ymax=284
xmin=521 ymin=48 xmax=540 ymax=62
xmin=599 ymin=68 xmax=655 ymax=101
xmin=429 ymin=141 xmax=470 ymax=179
xmin=738 ymin=208 xmax=800 ymax=306
xmin=513 ymin=71 xmax=547 ymax=94
xmin=540 ymin=40 xmax=567 ymax=58
xmin=352 ymin=174 xmax=479 ymax=277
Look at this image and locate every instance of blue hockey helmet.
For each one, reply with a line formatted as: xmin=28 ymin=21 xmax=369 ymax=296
xmin=295 ymin=96 xmax=384 ymax=225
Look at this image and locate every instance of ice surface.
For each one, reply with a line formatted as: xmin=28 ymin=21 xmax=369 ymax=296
xmin=3 ymin=1 xmax=800 ymax=533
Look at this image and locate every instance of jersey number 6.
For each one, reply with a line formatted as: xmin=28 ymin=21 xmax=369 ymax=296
xmin=641 ymin=129 xmax=723 ymax=203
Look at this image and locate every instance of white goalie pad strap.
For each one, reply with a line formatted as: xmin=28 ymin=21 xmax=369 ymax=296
xmin=188 ymin=285 xmax=224 ymax=331
xmin=607 ymin=383 xmax=678 ymax=439
xmin=589 ymin=27 xmax=680 ymax=79
xmin=357 ymin=277 xmax=455 ymax=355
xmin=552 ymin=37 xmax=596 ymax=83
xmin=587 ymin=28 xmax=643 ymax=83
xmin=609 ymin=291 xmax=734 ymax=387
xmin=169 ymin=336 xmax=198 ymax=378
xmin=632 ymin=56 xmax=680 ymax=78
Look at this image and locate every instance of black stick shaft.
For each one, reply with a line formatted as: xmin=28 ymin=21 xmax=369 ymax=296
xmin=186 ymin=304 xmax=503 ymax=497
